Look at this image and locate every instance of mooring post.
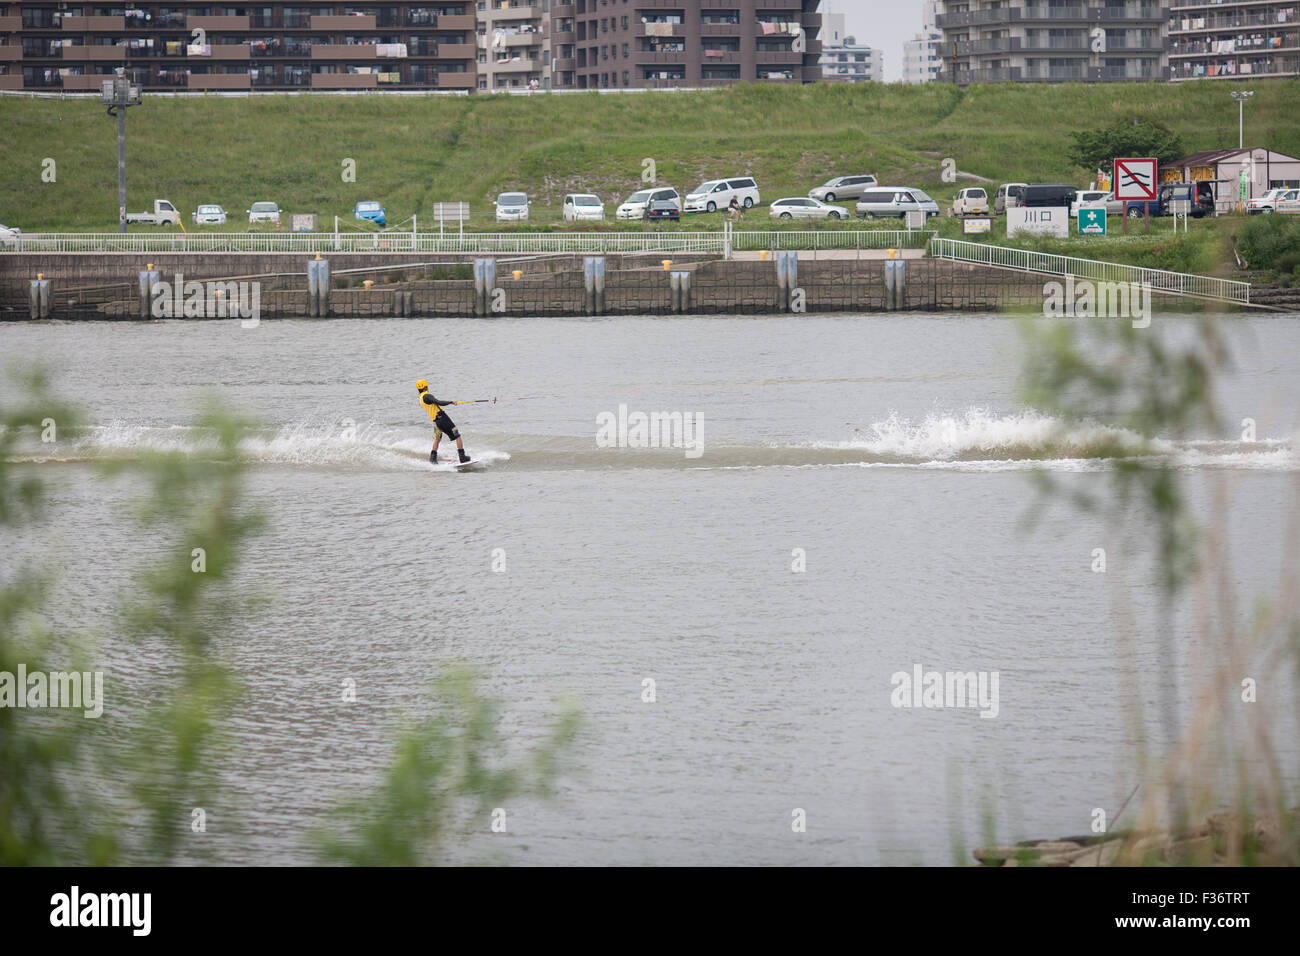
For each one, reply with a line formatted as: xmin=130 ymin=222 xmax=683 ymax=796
xmin=584 ymin=256 xmax=606 ymax=315
xmin=306 ymin=259 xmax=319 ymax=317
xmin=671 ymin=271 xmax=691 ymax=313
xmin=30 ymin=277 xmax=52 ymax=320
xmin=473 ymin=258 xmax=495 ymax=316
xmin=138 ymin=267 xmax=159 ymax=318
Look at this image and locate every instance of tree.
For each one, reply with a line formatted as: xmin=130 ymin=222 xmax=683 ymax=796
xmin=1068 ymin=118 xmax=1185 ymax=172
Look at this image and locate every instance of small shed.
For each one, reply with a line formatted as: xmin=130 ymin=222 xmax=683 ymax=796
xmin=1164 ymin=148 xmax=1300 ymax=210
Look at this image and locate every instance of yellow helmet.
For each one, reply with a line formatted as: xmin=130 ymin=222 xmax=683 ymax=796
xmin=416 ymin=379 xmax=428 ymax=391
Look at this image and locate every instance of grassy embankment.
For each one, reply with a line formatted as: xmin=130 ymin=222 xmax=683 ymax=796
xmin=2 ymin=80 xmax=1299 ymax=273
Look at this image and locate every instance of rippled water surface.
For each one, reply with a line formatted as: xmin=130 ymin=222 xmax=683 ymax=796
xmin=3 ymin=313 xmax=1298 ymax=864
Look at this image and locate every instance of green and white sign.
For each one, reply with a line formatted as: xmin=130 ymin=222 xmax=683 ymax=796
xmin=1078 ymin=208 xmax=1107 ymax=235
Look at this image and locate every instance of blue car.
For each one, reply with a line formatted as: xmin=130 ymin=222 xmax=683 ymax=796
xmin=353 ymin=200 xmax=386 ymax=227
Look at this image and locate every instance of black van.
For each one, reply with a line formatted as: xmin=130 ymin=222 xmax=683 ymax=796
xmin=1016 ymin=184 xmax=1078 ymax=208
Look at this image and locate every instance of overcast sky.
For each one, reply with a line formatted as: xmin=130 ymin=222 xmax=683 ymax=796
xmin=827 ymin=0 xmax=925 ymax=83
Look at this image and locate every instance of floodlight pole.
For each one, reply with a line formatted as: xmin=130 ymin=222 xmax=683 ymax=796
xmin=1230 ymin=90 xmax=1253 ymax=151
xmin=103 ymin=68 xmax=142 ymax=234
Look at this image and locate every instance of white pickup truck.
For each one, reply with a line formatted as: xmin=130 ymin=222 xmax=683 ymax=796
xmin=125 ymin=199 xmax=181 ymax=226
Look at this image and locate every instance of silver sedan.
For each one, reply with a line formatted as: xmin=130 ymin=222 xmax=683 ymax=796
xmin=769 ymin=197 xmax=850 ymax=220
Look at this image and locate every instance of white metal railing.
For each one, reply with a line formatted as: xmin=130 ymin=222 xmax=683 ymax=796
xmin=4 ymin=229 xmax=938 ymax=255
xmin=928 ymin=238 xmax=1251 ymax=305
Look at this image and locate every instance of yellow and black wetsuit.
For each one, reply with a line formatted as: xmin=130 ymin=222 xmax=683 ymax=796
xmin=420 ymin=392 xmax=459 ymax=441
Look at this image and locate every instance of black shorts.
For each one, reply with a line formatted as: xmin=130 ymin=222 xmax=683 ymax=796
xmin=434 ymin=411 xmax=459 ymax=440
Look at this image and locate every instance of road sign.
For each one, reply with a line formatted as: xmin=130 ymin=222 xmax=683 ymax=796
xmin=962 ymin=217 xmax=992 ymax=235
xmin=1114 ymin=158 xmax=1158 ymax=201
xmin=1078 ymin=208 xmax=1107 ymax=235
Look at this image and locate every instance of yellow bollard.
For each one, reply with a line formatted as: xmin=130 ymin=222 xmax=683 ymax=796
xmin=146 ymin=263 xmax=153 ymax=271
xmin=887 ymin=248 xmax=899 ymax=260
xmin=662 ymin=259 xmax=672 ymax=271
xmin=315 ymin=251 xmax=323 ymax=260
xmin=363 ymin=279 xmax=374 ymax=291
xmin=512 ymin=269 xmax=523 ymax=280
xmin=36 ymin=273 xmax=43 ymax=280
xmin=758 ymin=250 xmax=769 ymax=261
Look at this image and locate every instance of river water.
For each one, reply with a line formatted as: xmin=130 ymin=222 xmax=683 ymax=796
xmin=2 ymin=313 xmax=1298 ymax=865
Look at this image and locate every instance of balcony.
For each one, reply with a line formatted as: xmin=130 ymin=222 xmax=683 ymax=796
xmin=436 ymin=71 xmax=475 ymax=87
xmin=0 ymin=74 xmax=23 ymax=88
xmin=0 ymin=44 xmax=20 ymax=61
xmin=553 ymin=29 xmax=575 ymax=42
xmin=802 ymin=13 xmax=821 ymax=30
xmin=312 ymin=44 xmax=377 ymax=58
xmin=490 ymin=56 xmax=538 ymax=71
xmin=61 ymin=46 xmax=127 ymax=61
xmin=554 ymin=56 xmax=576 ymax=70
xmin=488 ymin=5 xmax=542 ymax=20
xmin=189 ymin=72 xmax=253 ymax=89
xmin=61 ymin=16 xmax=127 ymax=31
xmin=435 ymin=43 xmax=476 ymax=59
xmin=186 ymin=15 xmax=250 ymax=30
xmin=311 ymin=72 xmax=379 ymax=87
xmin=700 ymin=49 xmax=740 ymax=63
xmin=312 ymin=15 xmax=376 ymax=30
xmin=202 ymin=44 xmax=252 ymax=60
xmin=553 ymin=2 xmax=575 ymax=14
xmin=436 ymin=14 xmax=477 ymax=30
xmin=641 ymin=23 xmax=687 ymax=38
xmin=757 ymin=49 xmax=802 ymax=64
xmin=59 ymin=73 xmax=110 ymax=89
xmin=700 ymin=23 xmax=740 ymax=36
xmin=639 ymin=49 xmax=686 ymax=63
xmin=0 ymin=15 xmax=23 ymax=31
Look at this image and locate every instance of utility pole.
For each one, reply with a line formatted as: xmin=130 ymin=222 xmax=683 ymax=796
xmin=1230 ymin=89 xmax=1253 ymax=150
xmin=101 ymin=68 xmax=142 ymax=234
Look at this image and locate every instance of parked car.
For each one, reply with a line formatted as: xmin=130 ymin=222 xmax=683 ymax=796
xmin=1070 ymin=190 xmax=1124 ymax=219
xmin=125 ymin=199 xmax=181 ymax=226
xmin=616 ymin=186 xmax=679 ymax=220
xmin=809 ymin=174 xmax=878 ymax=203
xmin=769 ymin=197 xmax=849 ymax=220
xmin=1125 ymin=181 xmax=1215 ymax=219
xmin=0 ymin=223 xmax=21 ymax=248
xmin=562 ymin=193 xmax=605 ymax=221
xmin=192 ymin=204 xmax=228 ymax=226
xmin=247 ymin=201 xmax=282 ymax=225
xmin=646 ymin=199 xmax=681 ymax=222
xmin=952 ymin=187 xmax=989 ymax=216
xmin=1247 ymin=187 xmax=1300 ymax=214
xmin=683 ymin=177 xmax=760 ymax=213
xmin=353 ymin=200 xmax=386 ymax=227
xmin=1278 ymin=189 xmax=1300 ymax=214
xmin=994 ymin=182 xmax=1027 ymax=215
xmin=1016 ymin=184 xmax=1078 ymax=208
xmin=495 ymin=192 xmax=530 ymax=222
xmin=855 ymin=187 xmax=940 ymax=220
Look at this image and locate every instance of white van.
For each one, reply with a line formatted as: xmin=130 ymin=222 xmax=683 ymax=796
xmin=683 ymin=177 xmax=760 ymax=213
xmin=562 ymin=193 xmax=605 ymax=221
xmin=616 ymin=186 xmax=679 ymax=220
xmin=994 ymin=183 xmax=1027 ymax=215
xmin=854 ymin=188 xmax=940 ymax=220
xmin=495 ymin=192 xmax=530 ymax=222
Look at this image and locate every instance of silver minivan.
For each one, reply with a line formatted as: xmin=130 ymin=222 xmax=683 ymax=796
xmin=495 ymin=192 xmax=530 ymax=222
xmin=855 ymin=188 xmax=940 ymax=220
xmin=994 ymin=183 xmax=1027 ymax=215
xmin=809 ymin=174 xmax=878 ymax=203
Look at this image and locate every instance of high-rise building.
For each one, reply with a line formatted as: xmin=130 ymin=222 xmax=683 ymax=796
xmin=934 ymin=1 xmax=1169 ymax=84
xmin=477 ymin=0 xmax=550 ymax=91
xmin=1169 ymin=1 xmax=1300 ymax=81
xmin=569 ymin=0 xmax=823 ymax=89
xmin=902 ymin=0 xmax=942 ymax=83
xmin=1 ymin=2 xmax=478 ymax=91
xmin=818 ymin=10 xmax=880 ymax=82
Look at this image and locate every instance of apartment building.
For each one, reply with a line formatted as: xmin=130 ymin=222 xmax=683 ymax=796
xmin=476 ymin=0 xmax=549 ymax=90
xmin=818 ymin=10 xmax=879 ymax=82
xmin=935 ymin=1 xmax=1169 ymax=83
xmin=0 ymin=2 xmax=478 ymax=91
xmin=902 ymin=0 xmax=941 ymax=82
xmin=568 ymin=0 xmax=822 ymax=89
xmin=1169 ymin=1 xmax=1300 ymax=80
